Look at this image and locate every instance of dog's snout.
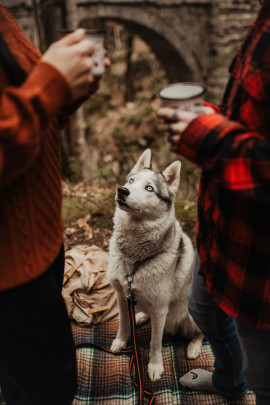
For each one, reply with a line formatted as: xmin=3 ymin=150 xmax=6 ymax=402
xmin=118 ymin=187 xmax=130 ymax=197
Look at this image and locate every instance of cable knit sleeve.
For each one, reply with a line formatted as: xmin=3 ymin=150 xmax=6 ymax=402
xmin=0 ymin=61 xmax=72 ymax=190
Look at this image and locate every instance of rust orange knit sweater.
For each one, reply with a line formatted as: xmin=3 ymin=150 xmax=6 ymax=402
xmin=0 ymin=5 xmax=73 ymax=291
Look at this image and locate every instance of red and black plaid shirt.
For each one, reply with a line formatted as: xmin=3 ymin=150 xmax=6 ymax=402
xmin=177 ymin=1 xmax=270 ymax=329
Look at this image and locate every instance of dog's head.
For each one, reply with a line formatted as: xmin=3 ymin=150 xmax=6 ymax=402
xmin=116 ymin=149 xmax=181 ymax=219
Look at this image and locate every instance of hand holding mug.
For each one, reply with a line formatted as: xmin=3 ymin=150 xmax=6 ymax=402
xmin=157 ymin=108 xmax=197 ymax=152
xmin=42 ymin=29 xmax=110 ymax=101
xmin=157 ymin=106 xmax=215 ymax=152
xmin=157 ymin=82 xmax=214 ymax=152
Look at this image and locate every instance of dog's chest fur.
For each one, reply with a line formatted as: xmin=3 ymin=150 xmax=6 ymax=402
xmin=112 ymin=208 xmax=176 ymax=262
xmin=118 ymin=223 xmax=173 ymax=262
xmin=108 ymin=209 xmax=182 ymax=302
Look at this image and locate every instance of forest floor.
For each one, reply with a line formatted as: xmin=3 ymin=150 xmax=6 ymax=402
xmin=62 ymin=181 xmax=197 ymax=253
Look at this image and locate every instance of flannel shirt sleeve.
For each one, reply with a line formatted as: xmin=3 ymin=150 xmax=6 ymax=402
xmin=177 ymin=113 xmax=270 ymax=191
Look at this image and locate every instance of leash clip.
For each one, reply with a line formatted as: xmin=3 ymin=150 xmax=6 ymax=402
xmin=126 ymin=274 xmax=134 ymax=299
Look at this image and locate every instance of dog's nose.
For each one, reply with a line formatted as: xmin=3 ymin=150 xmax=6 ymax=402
xmin=118 ymin=187 xmax=130 ymax=197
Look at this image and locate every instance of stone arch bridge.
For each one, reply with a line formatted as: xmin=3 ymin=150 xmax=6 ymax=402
xmin=5 ymin=0 xmax=258 ymax=103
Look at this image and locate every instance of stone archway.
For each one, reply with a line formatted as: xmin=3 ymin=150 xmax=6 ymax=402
xmin=76 ymin=2 xmax=212 ymax=85
xmin=5 ymin=0 xmax=260 ymax=103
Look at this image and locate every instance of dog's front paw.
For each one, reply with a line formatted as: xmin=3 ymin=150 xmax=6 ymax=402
xmin=187 ymin=340 xmax=202 ymax=359
xmin=148 ymin=361 xmax=164 ymax=382
xmin=135 ymin=312 xmax=149 ymax=326
xmin=110 ymin=338 xmax=127 ymax=353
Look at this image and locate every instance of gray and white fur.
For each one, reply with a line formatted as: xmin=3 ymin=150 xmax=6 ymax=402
xmin=107 ymin=149 xmax=204 ymax=382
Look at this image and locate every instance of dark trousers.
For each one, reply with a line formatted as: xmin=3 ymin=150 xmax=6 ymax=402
xmin=0 ymin=245 xmax=77 ymax=405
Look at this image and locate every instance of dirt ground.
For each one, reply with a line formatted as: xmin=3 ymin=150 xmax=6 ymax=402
xmin=63 ymin=212 xmax=196 ymax=253
xmin=64 ymin=218 xmax=113 ymax=252
xmin=62 ymin=182 xmax=197 ymax=253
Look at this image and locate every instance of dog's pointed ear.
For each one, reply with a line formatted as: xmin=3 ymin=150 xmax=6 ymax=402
xmin=130 ymin=149 xmax=152 ymax=174
xmin=162 ymin=160 xmax=181 ymax=194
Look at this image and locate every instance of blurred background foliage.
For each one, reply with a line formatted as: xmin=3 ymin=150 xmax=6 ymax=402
xmin=7 ymin=0 xmax=259 ymax=241
xmin=61 ymin=22 xmax=201 ymax=238
xmin=64 ymin=22 xmax=201 ymax=200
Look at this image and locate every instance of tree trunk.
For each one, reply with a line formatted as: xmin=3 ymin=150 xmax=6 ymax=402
xmin=32 ymin=0 xmax=65 ymax=50
xmin=31 ymin=0 xmax=46 ymax=51
xmin=62 ymin=0 xmax=95 ymax=181
xmin=125 ymin=33 xmax=134 ymax=102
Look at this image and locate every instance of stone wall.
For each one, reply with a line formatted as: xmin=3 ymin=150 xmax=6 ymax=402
xmin=208 ymin=0 xmax=259 ymax=104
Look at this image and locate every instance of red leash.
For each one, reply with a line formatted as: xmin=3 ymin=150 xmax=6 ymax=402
xmin=76 ymin=295 xmax=155 ymax=404
xmin=127 ymin=295 xmax=155 ymax=404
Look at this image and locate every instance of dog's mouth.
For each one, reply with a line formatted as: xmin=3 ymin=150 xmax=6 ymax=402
xmin=116 ymin=197 xmax=130 ymax=209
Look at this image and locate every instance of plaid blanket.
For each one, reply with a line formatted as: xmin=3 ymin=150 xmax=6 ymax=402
xmin=72 ymin=317 xmax=255 ymax=405
xmin=0 ymin=316 xmax=255 ymax=405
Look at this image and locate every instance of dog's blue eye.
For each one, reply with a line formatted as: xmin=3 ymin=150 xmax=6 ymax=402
xmin=146 ymin=185 xmax=153 ymax=192
xmin=129 ymin=178 xmax=134 ymax=184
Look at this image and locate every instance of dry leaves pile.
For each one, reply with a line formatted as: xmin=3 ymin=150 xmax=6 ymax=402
xmin=63 ymin=182 xmax=113 ymax=252
xmin=64 ymin=214 xmax=112 ymax=252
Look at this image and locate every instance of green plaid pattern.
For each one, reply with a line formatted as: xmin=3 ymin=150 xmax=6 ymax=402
xmin=0 ymin=316 xmax=256 ymax=404
xmin=72 ymin=317 xmax=255 ymax=405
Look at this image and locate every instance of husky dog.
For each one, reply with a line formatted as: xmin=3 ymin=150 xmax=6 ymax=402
xmin=107 ymin=149 xmax=204 ymax=382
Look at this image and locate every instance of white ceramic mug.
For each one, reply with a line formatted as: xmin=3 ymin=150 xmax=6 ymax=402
xmin=158 ymin=82 xmax=206 ymax=114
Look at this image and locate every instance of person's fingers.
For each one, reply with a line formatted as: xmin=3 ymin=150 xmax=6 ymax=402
xmin=84 ymin=56 xmax=94 ymax=72
xmin=171 ymin=110 xmax=180 ymax=121
xmin=203 ymin=106 xmax=216 ymax=115
xmin=157 ymin=108 xmax=197 ymax=122
xmin=167 ymin=133 xmax=181 ymax=143
xmin=71 ymin=56 xmax=93 ymax=78
xmin=75 ymin=39 xmax=95 ymax=56
xmin=156 ymin=107 xmax=175 ymax=119
xmin=158 ymin=121 xmax=188 ymax=134
xmin=59 ymin=28 xmax=86 ymax=46
xmin=104 ymin=56 xmax=111 ymax=69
